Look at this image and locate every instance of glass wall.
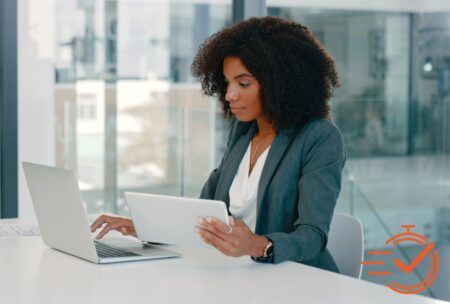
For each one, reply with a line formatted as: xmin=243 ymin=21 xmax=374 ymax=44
xmin=411 ymin=13 xmax=450 ymax=154
xmin=267 ymin=2 xmax=450 ymax=300
xmin=49 ymin=0 xmax=232 ymax=214
xmin=267 ymin=6 xmax=450 ymax=157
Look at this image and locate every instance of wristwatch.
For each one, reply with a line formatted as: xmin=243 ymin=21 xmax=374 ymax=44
xmin=252 ymin=237 xmax=274 ymax=262
xmin=262 ymin=239 xmax=274 ymax=259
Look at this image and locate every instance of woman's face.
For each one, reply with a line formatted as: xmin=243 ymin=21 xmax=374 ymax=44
xmin=223 ymin=56 xmax=263 ymax=122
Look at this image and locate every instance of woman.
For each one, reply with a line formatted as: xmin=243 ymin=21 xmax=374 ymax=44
xmin=91 ymin=16 xmax=345 ymax=272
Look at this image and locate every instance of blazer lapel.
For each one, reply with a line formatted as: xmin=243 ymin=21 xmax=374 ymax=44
xmin=214 ymin=121 xmax=258 ymax=208
xmin=256 ymin=125 xmax=299 ymax=220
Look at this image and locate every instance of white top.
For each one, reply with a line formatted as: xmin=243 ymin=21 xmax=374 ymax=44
xmin=229 ymin=143 xmax=271 ymax=232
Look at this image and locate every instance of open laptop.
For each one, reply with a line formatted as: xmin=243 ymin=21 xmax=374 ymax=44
xmin=22 ymin=162 xmax=180 ymax=264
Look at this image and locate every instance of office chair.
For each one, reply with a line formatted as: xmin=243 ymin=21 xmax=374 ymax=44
xmin=327 ymin=212 xmax=364 ymax=279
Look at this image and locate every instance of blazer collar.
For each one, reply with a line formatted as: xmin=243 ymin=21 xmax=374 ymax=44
xmin=256 ymin=124 xmax=298 ymax=220
xmin=214 ymin=121 xmax=258 ymax=209
xmin=214 ymin=120 xmax=299 ymax=215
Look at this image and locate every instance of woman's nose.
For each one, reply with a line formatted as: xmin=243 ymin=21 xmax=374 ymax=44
xmin=226 ymin=88 xmax=238 ymax=102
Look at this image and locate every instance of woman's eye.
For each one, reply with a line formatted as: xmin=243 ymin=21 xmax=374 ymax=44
xmin=239 ymin=82 xmax=250 ymax=88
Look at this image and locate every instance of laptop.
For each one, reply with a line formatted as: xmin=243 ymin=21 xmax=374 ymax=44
xmin=22 ymin=162 xmax=180 ymax=264
xmin=126 ymin=192 xmax=229 ymax=247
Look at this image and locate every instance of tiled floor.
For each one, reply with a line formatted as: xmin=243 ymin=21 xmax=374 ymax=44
xmin=338 ymin=155 xmax=450 ymax=301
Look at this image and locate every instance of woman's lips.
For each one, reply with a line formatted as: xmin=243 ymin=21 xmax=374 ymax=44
xmin=231 ymin=106 xmax=245 ymax=112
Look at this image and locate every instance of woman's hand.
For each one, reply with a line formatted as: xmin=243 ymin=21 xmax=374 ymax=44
xmin=90 ymin=215 xmax=137 ymax=239
xmin=196 ymin=216 xmax=269 ymax=258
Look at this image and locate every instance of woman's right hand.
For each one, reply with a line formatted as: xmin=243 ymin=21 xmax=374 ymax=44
xmin=90 ymin=214 xmax=137 ymax=239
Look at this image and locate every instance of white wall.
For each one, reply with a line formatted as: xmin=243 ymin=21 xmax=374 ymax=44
xmin=18 ymin=0 xmax=56 ymax=220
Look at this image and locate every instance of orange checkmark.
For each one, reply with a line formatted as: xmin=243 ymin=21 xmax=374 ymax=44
xmin=393 ymin=242 xmax=435 ymax=273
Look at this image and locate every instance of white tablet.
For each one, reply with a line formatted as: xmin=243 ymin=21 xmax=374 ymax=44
xmin=125 ymin=192 xmax=230 ymax=247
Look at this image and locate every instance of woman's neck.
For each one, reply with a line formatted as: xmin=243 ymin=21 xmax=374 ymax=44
xmin=256 ymin=117 xmax=275 ymax=136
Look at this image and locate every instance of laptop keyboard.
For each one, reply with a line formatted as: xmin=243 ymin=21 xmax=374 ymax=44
xmin=0 ymin=225 xmax=40 ymax=237
xmin=94 ymin=240 xmax=141 ymax=258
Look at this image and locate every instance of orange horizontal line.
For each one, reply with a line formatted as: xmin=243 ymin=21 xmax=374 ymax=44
xmin=361 ymin=261 xmax=385 ymax=265
xmin=368 ymin=271 xmax=391 ymax=276
xmin=368 ymin=251 xmax=392 ymax=255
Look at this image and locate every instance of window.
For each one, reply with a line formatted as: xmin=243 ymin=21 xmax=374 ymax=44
xmin=77 ymin=94 xmax=98 ymax=121
xmin=21 ymin=0 xmax=233 ymax=216
xmin=267 ymin=1 xmax=450 ymax=299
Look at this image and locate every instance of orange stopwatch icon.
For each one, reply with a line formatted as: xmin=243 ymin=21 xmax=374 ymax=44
xmin=361 ymin=225 xmax=440 ymax=294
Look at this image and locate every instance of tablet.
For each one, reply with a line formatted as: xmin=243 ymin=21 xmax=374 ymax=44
xmin=125 ymin=192 xmax=230 ymax=247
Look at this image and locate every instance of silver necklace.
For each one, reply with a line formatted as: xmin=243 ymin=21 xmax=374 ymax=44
xmin=250 ymin=133 xmax=274 ymax=170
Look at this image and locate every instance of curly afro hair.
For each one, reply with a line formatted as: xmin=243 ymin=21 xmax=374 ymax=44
xmin=191 ymin=16 xmax=339 ymax=131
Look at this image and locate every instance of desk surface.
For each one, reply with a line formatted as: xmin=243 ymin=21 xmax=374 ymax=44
xmin=1 ymin=234 xmax=447 ymax=304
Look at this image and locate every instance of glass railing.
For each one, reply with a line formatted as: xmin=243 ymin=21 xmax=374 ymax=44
xmin=339 ymin=158 xmax=450 ymax=298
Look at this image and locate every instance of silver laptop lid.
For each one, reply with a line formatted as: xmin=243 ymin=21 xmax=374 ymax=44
xmin=22 ymin=162 xmax=98 ymax=263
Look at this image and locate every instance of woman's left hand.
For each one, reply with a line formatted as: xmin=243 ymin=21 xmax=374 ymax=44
xmin=196 ymin=216 xmax=269 ymax=258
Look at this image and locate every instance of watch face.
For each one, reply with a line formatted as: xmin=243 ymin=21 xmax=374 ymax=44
xmin=265 ymin=242 xmax=274 ymax=257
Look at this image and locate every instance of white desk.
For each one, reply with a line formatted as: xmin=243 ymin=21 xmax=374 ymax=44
xmin=0 ymin=230 xmax=447 ymax=304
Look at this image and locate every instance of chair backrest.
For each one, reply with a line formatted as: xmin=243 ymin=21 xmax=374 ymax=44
xmin=327 ymin=212 xmax=364 ymax=279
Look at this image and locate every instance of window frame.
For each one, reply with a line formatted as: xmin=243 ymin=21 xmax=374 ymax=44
xmin=0 ymin=0 xmax=18 ymax=218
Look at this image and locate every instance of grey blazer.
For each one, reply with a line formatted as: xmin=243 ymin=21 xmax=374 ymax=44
xmin=199 ymin=118 xmax=346 ymax=272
